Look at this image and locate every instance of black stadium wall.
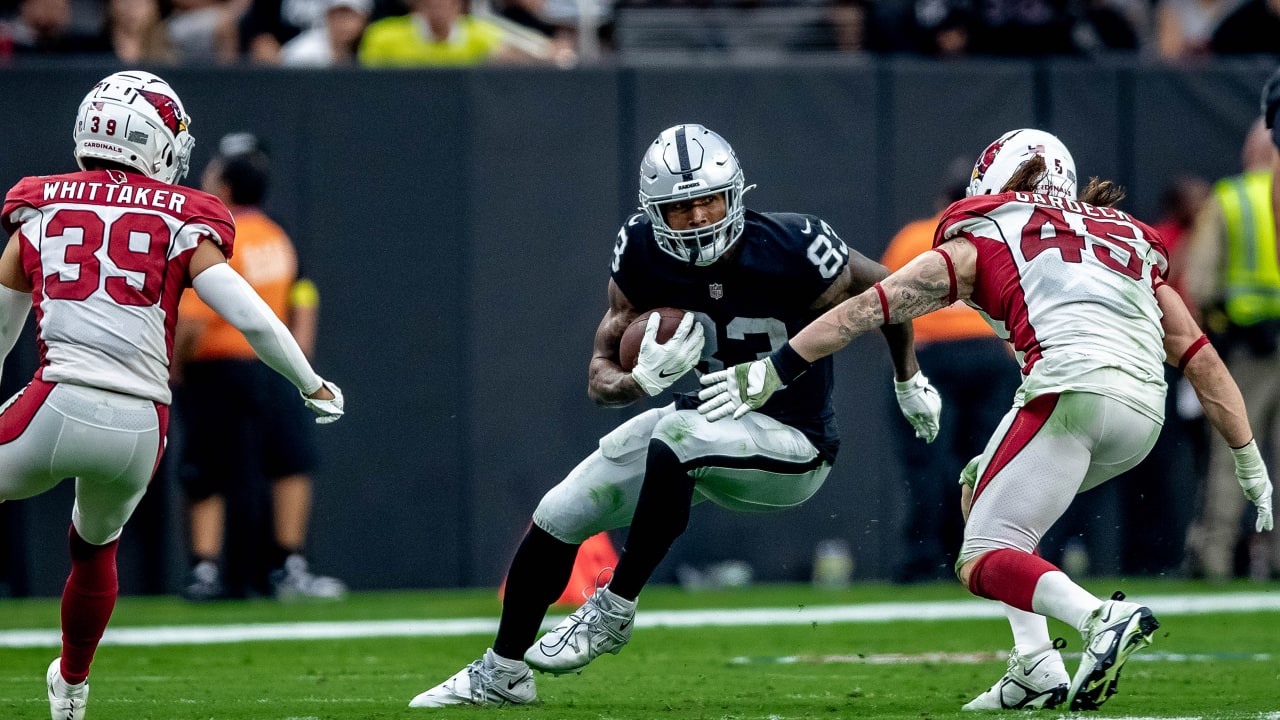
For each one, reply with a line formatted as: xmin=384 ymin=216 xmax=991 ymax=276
xmin=0 ymin=58 xmax=1272 ymax=596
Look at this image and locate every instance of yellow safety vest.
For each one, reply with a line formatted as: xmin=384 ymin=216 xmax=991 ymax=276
xmin=1215 ymin=170 xmax=1280 ymax=326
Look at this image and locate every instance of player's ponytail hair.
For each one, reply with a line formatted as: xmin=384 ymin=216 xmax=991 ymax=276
xmin=1079 ymin=178 xmax=1126 ymax=208
xmin=999 ymin=155 xmax=1127 ymax=208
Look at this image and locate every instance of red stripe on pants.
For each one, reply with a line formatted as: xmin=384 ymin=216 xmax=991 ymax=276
xmin=972 ymin=393 xmax=1059 ymax=505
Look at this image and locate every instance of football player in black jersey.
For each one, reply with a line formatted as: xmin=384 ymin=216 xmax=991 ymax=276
xmin=409 ymin=124 xmax=941 ymax=708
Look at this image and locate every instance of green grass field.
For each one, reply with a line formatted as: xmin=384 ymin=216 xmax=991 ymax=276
xmin=1 ymin=578 xmax=1277 ymax=719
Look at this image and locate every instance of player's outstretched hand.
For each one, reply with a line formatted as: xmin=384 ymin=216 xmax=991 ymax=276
xmin=698 ymin=358 xmax=782 ymax=422
xmin=632 ymin=311 xmax=704 ymax=396
xmin=1232 ymin=439 xmax=1274 ymax=532
xmin=894 ymin=371 xmax=942 ymax=443
xmin=302 ymin=379 xmax=345 ymax=424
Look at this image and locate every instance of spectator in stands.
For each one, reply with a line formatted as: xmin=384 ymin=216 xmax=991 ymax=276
xmin=1208 ymin=0 xmax=1280 ymax=55
xmin=164 ymin=0 xmax=242 ymax=63
xmin=175 ymin=133 xmax=347 ymax=602
xmin=280 ymin=0 xmax=371 ymax=65
xmin=880 ymin=158 xmax=1020 ymax=583
xmin=1182 ymin=118 xmax=1280 ymax=582
xmin=104 ymin=0 xmax=174 ymax=62
xmin=0 ymin=0 xmax=111 ymax=56
xmin=1155 ymin=0 xmax=1244 ymax=60
xmin=239 ymin=0 xmax=328 ymax=63
xmin=965 ymin=0 xmax=1078 ymax=55
xmin=358 ymin=0 xmax=552 ymax=65
xmin=496 ymin=0 xmax=606 ymax=61
xmin=798 ymin=0 xmax=872 ymax=53
xmin=908 ymin=0 xmax=972 ymax=57
xmin=1074 ymin=0 xmax=1142 ymax=53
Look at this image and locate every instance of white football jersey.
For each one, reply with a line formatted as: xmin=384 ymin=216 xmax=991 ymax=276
xmin=2 ymin=169 xmax=235 ymax=404
xmin=935 ymin=191 xmax=1170 ymax=422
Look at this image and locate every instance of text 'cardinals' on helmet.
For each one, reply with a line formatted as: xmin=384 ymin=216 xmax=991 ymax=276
xmin=74 ymin=70 xmax=195 ymax=184
xmin=639 ymin=124 xmax=751 ymax=266
xmin=967 ymin=128 xmax=1077 ymax=200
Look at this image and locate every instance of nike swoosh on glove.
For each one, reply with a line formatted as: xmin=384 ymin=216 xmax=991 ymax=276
xmin=631 ymin=311 xmax=704 ymax=396
xmin=697 ymin=357 xmax=782 ymax=422
xmin=302 ymin=379 xmax=345 ymax=424
xmin=1232 ymin=439 xmax=1274 ymax=531
xmin=894 ymin=371 xmax=942 ymax=443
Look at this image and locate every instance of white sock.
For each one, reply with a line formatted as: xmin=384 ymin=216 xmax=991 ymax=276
xmin=1030 ymin=571 xmax=1100 ymax=631
xmin=1003 ymin=603 xmax=1053 ymax=656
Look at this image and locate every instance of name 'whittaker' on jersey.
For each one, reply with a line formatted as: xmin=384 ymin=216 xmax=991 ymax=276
xmin=38 ymin=176 xmax=191 ymax=213
xmin=611 ymin=208 xmax=849 ymax=463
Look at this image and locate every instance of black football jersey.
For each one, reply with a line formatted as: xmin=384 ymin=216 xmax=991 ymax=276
xmin=610 ymin=209 xmax=850 ymax=462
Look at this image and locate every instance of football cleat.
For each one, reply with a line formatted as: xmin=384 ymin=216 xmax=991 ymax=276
xmin=269 ymin=554 xmax=347 ymax=601
xmin=1068 ymin=591 xmax=1160 ymax=710
xmin=181 ymin=560 xmax=224 ymax=603
xmin=524 ymin=586 xmax=635 ymax=674
xmin=46 ymin=658 xmax=88 ymax=720
xmin=962 ymin=638 xmax=1069 ymax=710
xmin=408 ymin=649 xmax=536 ymax=708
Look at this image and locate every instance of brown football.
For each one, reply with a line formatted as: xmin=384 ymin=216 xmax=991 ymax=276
xmin=619 ymin=307 xmax=688 ymax=371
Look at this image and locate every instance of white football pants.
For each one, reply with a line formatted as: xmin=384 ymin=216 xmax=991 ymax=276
xmin=533 ymin=404 xmax=831 ymax=544
xmin=959 ymin=391 xmax=1161 ymax=566
xmin=0 ymin=380 xmax=165 ymax=545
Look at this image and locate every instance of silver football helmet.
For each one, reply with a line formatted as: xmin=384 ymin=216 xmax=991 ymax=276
xmin=967 ymin=128 xmax=1077 ymax=200
xmin=639 ymin=124 xmax=749 ymax=266
xmin=73 ymin=70 xmax=195 ymax=184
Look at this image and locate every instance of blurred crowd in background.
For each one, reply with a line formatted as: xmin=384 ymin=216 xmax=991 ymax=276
xmin=0 ymin=0 xmax=1276 ymax=69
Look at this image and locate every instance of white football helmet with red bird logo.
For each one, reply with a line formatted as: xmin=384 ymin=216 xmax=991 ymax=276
xmin=73 ymin=71 xmax=195 ymax=185
xmin=967 ymin=128 xmax=1077 ymax=200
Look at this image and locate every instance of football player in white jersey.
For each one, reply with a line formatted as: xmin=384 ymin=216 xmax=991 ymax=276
xmin=0 ymin=70 xmax=344 ymax=720
xmin=701 ymin=128 xmax=1273 ymax=712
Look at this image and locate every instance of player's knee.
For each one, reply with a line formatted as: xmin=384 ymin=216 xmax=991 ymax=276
xmin=531 ymin=484 xmax=614 ymax=545
xmin=650 ymin=411 xmax=710 ymax=459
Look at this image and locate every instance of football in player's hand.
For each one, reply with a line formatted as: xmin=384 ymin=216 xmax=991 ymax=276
xmin=619 ymin=307 xmax=688 ymax=371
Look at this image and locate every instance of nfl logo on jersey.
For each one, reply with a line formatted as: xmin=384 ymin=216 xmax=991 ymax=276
xmin=709 ymin=283 xmax=724 ymax=299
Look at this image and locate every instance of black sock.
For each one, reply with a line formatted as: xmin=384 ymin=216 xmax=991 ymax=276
xmin=190 ymin=554 xmax=218 ymax=569
xmin=492 ymin=525 xmax=579 ymax=660
xmin=608 ymin=440 xmax=696 ymax=601
xmin=267 ymin=542 xmax=296 ymax=572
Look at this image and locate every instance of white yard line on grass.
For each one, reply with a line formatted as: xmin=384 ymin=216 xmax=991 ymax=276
xmin=0 ymin=591 xmax=1276 ymax=648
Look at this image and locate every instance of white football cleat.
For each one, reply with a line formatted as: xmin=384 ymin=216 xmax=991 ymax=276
xmin=1068 ymin=591 xmax=1159 ymax=710
xmin=46 ymin=658 xmax=88 ymax=720
xmin=408 ymin=649 xmax=536 ymax=708
xmin=524 ymin=586 xmax=635 ymax=674
xmin=962 ymin=639 xmax=1069 ymax=710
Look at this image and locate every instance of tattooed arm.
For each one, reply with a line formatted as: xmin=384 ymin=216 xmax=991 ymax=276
xmin=790 ymin=237 xmax=978 ymax=362
xmin=811 ymin=249 xmax=921 ymax=381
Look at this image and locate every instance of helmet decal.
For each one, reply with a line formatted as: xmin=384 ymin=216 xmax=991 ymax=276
xmin=972 ymin=137 xmax=1005 ymax=185
xmin=674 ymin=125 xmax=694 ymax=181
xmin=136 ymin=88 xmax=186 ymax=136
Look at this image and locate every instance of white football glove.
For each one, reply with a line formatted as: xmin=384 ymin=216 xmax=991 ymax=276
xmin=301 ymin=379 xmax=345 ymax=424
xmin=697 ymin=357 xmax=782 ymax=422
xmin=1232 ymin=439 xmax=1274 ymax=532
xmin=631 ymin=311 xmax=704 ymax=396
xmin=895 ymin=371 xmax=942 ymax=443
